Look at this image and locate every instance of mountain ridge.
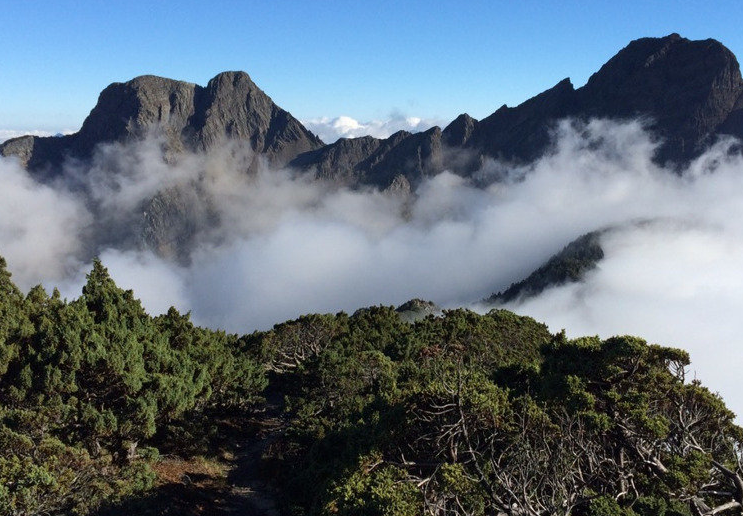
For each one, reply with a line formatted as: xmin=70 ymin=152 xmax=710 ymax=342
xmin=291 ymin=33 xmax=743 ymax=186
xmin=6 ymin=33 xmax=743 ymax=186
xmin=486 ymin=230 xmax=606 ymax=305
xmin=1 ymin=71 xmax=324 ymax=175
xmin=4 ymin=33 xmax=743 ymax=260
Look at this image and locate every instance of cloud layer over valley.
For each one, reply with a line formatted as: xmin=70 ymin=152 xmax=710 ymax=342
xmin=2 ymin=119 xmax=743 ymax=415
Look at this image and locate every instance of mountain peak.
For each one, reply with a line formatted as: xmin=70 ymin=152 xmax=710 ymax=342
xmin=578 ymin=34 xmax=742 ymax=161
xmin=205 ymin=70 xmax=259 ymax=92
xmin=443 ymin=113 xmax=478 ymax=146
xmin=4 ymin=34 xmax=743 ymax=179
xmin=2 ymin=71 xmax=323 ymax=173
xmin=127 ymin=74 xmax=197 ymax=87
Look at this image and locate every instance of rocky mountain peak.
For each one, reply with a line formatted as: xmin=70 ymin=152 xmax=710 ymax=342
xmin=76 ymin=74 xmax=198 ymax=152
xmin=443 ymin=113 xmax=479 ymax=146
xmin=1 ymin=71 xmax=323 ymax=174
xmin=578 ymin=33 xmax=743 ymax=161
xmin=206 ymin=70 xmax=253 ymax=87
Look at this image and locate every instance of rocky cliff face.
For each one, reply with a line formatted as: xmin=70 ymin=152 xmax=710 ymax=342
xmin=576 ymin=34 xmax=743 ymax=162
xmin=1 ymin=71 xmax=323 ymax=173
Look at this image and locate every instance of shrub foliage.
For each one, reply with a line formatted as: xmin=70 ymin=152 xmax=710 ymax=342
xmin=0 ymin=256 xmax=740 ymax=515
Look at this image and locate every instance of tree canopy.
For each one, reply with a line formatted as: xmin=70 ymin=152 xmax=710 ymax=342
xmin=0 ymin=259 xmax=265 ymax=515
xmin=0 ymin=256 xmax=740 ymax=516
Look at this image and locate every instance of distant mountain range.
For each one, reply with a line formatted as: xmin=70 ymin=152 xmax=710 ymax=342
xmin=2 ymin=33 xmax=742 ymax=297
xmin=4 ymin=33 xmax=743 ymax=186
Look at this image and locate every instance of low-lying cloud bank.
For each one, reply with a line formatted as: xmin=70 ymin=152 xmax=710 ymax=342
xmin=2 ymin=118 xmax=743 ymax=416
xmin=505 ymin=220 xmax=743 ymax=415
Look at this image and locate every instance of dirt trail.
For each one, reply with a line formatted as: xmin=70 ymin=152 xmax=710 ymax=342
xmin=222 ymin=390 xmax=286 ymax=515
xmin=93 ymin=391 xmax=289 ymax=516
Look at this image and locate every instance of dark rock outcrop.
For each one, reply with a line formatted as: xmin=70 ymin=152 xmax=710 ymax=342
xmin=1 ymin=71 xmax=323 ymax=174
xmin=486 ymin=231 xmax=605 ymax=304
xmin=396 ymin=299 xmax=441 ymax=323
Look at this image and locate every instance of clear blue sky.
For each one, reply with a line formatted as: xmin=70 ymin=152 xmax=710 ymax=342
xmin=3 ymin=1 xmax=743 ymax=132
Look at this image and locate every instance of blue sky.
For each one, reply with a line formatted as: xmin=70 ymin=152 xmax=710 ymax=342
xmin=3 ymin=1 xmax=743 ymax=133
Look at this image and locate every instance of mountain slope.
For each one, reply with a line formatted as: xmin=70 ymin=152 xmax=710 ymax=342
xmin=1 ymin=71 xmax=323 ymax=174
xmin=486 ymin=231 xmax=606 ymax=304
xmin=4 ymin=34 xmax=743 ymax=187
xmin=292 ymin=33 xmax=743 ymax=186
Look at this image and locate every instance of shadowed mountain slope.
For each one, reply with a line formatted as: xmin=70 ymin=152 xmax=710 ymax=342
xmin=486 ymin=231 xmax=606 ymax=304
xmin=1 ymin=71 xmax=323 ymax=175
xmin=292 ymin=33 xmax=743 ymax=185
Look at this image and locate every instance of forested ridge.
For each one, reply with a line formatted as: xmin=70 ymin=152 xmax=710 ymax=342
xmin=0 ymin=257 xmax=741 ymax=516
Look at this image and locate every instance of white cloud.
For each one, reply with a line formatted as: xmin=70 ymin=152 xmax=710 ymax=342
xmin=302 ymin=114 xmax=443 ymax=142
xmin=0 ymin=158 xmax=88 ymax=286
xmin=0 ymin=129 xmax=78 ymax=143
xmin=0 ymin=130 xmax=53 ymax=143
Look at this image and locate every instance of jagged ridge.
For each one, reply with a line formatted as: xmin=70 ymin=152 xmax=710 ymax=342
xmin=5 ymin=34 xmax=743 ymax=186
xmin=1 ymin=71 xmax=323 ymax=174
xmin=293 ymin=33 xmax=743 ymax=186
xmin=486 ymin=231 xmax=605 ymax=304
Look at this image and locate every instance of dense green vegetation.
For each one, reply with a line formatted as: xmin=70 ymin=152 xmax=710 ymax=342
xmin=0 ymin=258 xmax=266 ymax=515
xmin=0 ymin=256 xmax=741 ymax=515
xmin=258 ymin=308 xmax=740 ymax=516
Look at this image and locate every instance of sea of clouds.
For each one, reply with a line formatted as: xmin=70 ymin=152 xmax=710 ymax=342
xmin=1 ymin=118 xmax=742 ymax=416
